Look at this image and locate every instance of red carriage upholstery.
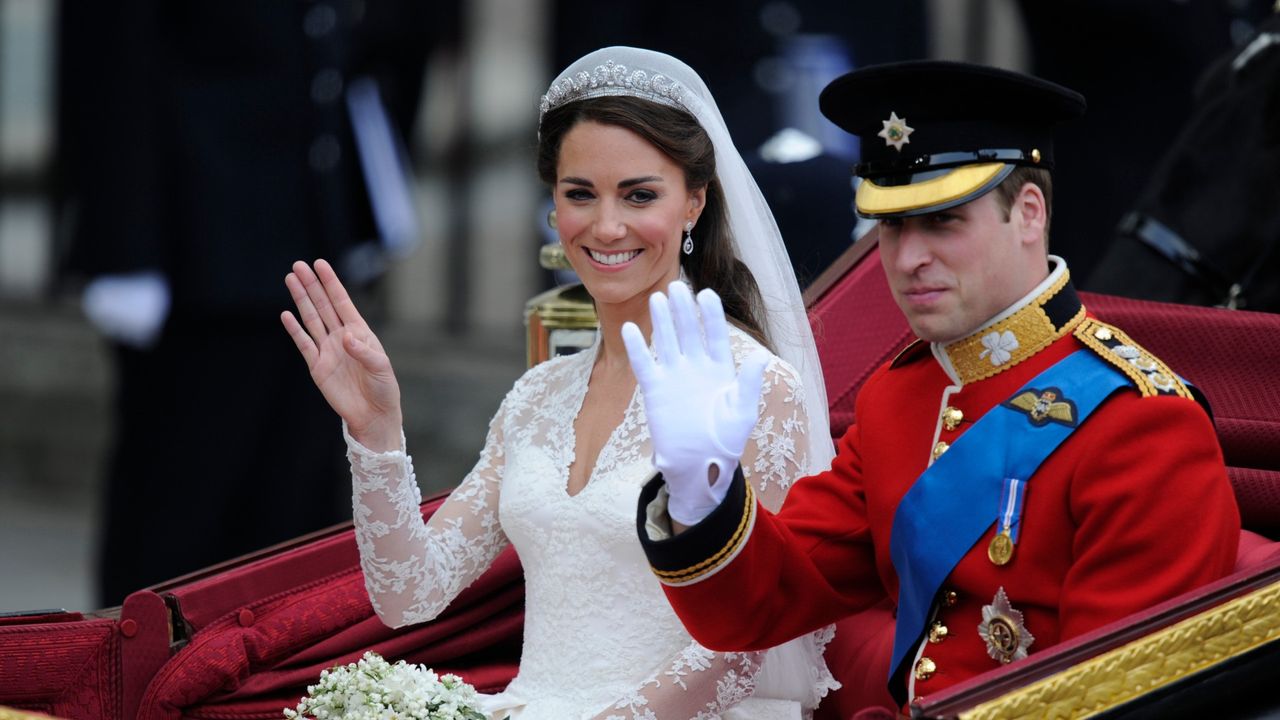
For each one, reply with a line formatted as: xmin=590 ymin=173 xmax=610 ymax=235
xmin=0 ymin=595 xmax=169 ymax=720
xmin=806 ymin=242 xmax=1280 ymax=719
xmin=1 ymin=503 xmax=523 ymax=720
xmin=129 ymin=496 xmax=523 ymax=720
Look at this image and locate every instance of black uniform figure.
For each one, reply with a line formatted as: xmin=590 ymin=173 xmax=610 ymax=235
xmin=55 ymin=0 xmax=447 ymax=605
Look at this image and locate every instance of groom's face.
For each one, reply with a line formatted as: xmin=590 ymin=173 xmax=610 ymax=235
xmin=876 ymin=190 xmax=1042 ymax=344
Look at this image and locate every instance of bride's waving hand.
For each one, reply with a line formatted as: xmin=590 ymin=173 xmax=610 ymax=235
xmin=281 ymin=259 xmax=402 ymax=451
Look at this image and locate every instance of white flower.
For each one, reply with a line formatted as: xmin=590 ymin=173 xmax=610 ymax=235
xmin=979 ymin=330 xmax=1019 ymax=366
xmin=285 ymin=652 xmax=485 ymax=720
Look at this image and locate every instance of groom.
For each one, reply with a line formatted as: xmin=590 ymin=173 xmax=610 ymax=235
xmin=622 ymin=60 xmax=1240 ymax=704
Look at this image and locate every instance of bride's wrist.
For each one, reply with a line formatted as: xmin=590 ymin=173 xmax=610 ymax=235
xmin=347 ymin=414 xmax=404 ymax=453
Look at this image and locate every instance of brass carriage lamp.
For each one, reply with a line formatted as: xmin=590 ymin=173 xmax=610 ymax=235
xmin=524 ymin=243 xmax=599 ymax=367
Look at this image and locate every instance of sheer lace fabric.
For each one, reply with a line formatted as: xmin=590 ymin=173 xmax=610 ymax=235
xmin=348 ymin=328 xmax=836 ymax=719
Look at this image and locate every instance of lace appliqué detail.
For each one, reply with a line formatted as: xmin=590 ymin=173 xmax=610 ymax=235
xmin=744 ymin=353 xmax=809 ymax=497
xmin=601 ymin=647 xmax=762 ymax=720
xmin=347 ymin=419 xmax=510 ymax=628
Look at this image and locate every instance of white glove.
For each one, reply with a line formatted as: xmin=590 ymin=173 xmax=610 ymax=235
xmin=622 ymin=281 xmax=770 ymax=526
xmin=82 ymin=271 xmax=171 ymax=349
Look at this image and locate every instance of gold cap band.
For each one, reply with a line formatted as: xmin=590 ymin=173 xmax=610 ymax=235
xmin=856 ymin=162 xmax=1007 ymax=218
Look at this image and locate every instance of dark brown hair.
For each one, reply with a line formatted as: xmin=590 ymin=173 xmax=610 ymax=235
xmin=991 ymin=165 xmax=1054 ymax=247
xmin=537 ymin=96 xmax=770 ymax=349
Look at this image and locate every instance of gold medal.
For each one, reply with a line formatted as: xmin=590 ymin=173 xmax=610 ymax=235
xmin=988 ymin=530 xmax=1014 ymax=566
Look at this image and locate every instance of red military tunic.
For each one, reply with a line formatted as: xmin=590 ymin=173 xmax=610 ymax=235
xmin=638 ymin=267 xmax=1240 ymax=702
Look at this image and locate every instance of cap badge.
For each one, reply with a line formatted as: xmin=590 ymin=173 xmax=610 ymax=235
xmin=979 ymin=587 xmax=1034 ymax=664
xmin=878 ymin=111 xmax=914 ymax=151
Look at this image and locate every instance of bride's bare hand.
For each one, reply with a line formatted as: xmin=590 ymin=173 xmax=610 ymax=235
xmin=281 ymin=259 xmax=403 ymax=451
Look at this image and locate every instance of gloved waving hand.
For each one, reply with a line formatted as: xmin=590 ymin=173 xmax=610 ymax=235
xmin=622 ymin=282 xmax=771 ymax=526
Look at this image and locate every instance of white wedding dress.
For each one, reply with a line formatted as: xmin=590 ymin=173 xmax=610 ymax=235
xmin=346 ymin=327 xmax=838 ymax=719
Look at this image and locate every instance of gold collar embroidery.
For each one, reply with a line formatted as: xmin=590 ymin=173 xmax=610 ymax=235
xmin=938 ymin=268 xmax=1086 ymax=385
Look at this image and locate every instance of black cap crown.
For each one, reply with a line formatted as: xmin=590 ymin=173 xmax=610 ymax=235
xmin=819 ymin=60 xmax=1086 ymax=218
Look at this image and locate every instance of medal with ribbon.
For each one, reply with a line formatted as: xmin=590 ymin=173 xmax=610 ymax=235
xmin=988 ymin=477 xmax=1027 ymax=566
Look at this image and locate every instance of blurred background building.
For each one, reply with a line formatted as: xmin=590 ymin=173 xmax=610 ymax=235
xmin=0 ymin=0 xmax=1274 ymax=611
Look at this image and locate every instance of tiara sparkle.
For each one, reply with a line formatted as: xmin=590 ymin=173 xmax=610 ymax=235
xmin=539 ymin=60 xmax=687 ymax=118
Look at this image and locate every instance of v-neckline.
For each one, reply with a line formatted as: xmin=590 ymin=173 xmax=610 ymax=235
xmin=561 ymin=338 xmax=640 ymax=499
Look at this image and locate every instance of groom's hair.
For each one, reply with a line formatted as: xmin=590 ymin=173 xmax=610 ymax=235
xmin=538 ymin=96 xmax=771 ymax=351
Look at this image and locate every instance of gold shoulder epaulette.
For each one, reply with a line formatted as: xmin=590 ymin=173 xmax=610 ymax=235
xmin=1073 ymin=318 xmax=1193 ymax=400
xmin=890 ymin=339 xmax=929 ymax=368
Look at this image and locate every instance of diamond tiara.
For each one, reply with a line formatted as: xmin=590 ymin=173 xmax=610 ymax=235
xmin=539 ymin=59 xmax=688 ymax=119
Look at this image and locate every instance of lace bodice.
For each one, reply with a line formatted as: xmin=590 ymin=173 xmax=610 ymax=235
xmin=347 ymin=327 xmax=835 ymax=719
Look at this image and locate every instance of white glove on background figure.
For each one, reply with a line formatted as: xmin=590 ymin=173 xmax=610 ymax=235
xmin=82 ymin=271 xmax=172 ymax=349
xmin=622 ymin=282 xmax=771 ymax=526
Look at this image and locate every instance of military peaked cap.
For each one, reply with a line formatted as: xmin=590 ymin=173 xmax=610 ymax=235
xmin=819 ymin=60 xmax=1086 ymax=218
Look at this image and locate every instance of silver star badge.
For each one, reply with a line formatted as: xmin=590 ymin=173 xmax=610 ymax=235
xmin=878 ymin=111 xmax=914 ymax=151
xmin=978 ymin=587 xmax=1035 ymax=664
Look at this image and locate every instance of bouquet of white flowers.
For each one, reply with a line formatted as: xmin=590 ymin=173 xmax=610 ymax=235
xmin=284 ymin=651 xmax=487 ymax=720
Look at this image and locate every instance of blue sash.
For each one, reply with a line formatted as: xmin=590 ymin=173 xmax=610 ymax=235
xmin=887 ymin=350 xmax=1130 ymax=679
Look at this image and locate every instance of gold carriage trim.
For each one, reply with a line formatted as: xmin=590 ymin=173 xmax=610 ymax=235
xmin=942 ymin=270 xmax=1085 ymax=385
xmin=1073 ymin=319 xmax=1193 ymax=400
xmin=0 ymin=708 xmax=61 ymax=720
xmin=955 ymin=577 xmax=1280 ymax=720
xmin=651 ymin=482 xmax=757 ymax=586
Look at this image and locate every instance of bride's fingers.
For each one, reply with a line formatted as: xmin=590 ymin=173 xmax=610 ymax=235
xmin=285 ymin=269 xmax=329 ymax=342
xmin=314 ymin=259 xmax=366 ymax=329
xmin=294 ymin=260 xmax=344 ymax=333
xmin=343 ymin=331 xmax=390 ymax=374
xmin=280 ymin=310 xmax=319 ymax=367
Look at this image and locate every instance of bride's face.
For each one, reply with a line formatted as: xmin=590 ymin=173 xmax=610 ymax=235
xmin=553 ymin=120 xmax=704 ymax=312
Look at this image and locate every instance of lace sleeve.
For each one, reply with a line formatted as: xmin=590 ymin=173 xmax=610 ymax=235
xmin=346 ymin=399 xmax=510 ymax=629
xmin=742 ymin=356 xmax=812 ymax=512
xmin=593 ymin=647 xmax=765 ymax=720
xmin=591 ymin=357 xmax=815 ymax=720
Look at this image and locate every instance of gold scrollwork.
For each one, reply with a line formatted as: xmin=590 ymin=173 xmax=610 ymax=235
xmin=956 ymin=579 xmax=1280 ymax=719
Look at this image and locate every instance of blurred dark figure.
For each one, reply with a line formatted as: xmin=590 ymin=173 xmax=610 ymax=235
xmin=55 ymin=0 xmax=451 ymax=606
xmin=1018 ymin=0 xmax=1273 ymax=284
xmin=1089 ymin=9 xmax=1280 ymax=311
xmin=749 ymin=137 xmax=857 ymax=288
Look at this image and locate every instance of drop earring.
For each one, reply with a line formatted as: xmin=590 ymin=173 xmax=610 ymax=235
xmin=682 ymin=221 xmax=694 ymax=255
xmin=547 ymin=209 xmax=558 ymax=229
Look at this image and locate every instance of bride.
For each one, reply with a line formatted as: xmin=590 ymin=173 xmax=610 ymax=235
xmin=281 ymin=47 xmax=837 ymax=719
